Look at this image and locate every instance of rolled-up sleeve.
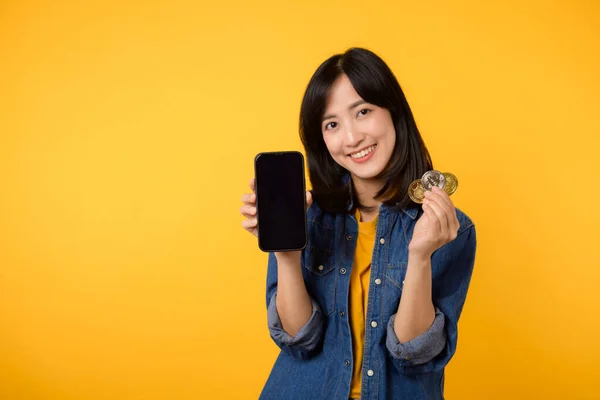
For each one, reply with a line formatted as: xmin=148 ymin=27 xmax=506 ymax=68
xmin=386 ymin=308 xmax=446 ymax=365
xmin=267 ymin=292 xmax=324 ymax=360
xmin=265 ymin=252 xmax=324 ymax=360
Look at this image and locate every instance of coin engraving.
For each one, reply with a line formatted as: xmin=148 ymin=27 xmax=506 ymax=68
xmin=421 ymin=170 xmax=446 ymax=191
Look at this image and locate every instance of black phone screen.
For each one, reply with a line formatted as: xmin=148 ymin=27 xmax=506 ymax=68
xmin=254 ymin=152 xmax=307 ymax=252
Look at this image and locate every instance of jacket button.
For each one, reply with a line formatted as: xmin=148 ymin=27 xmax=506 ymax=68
xmin=375 ymin=278 xmax=382 ymax=285
xmin=371 ymin=321 xmax=378 ymax=328
xmin=318 ymin=265 xmax=324 ymax=271
xmin=345 ymin=360 xmax=351 ymax=366
xmin=367 ymin=369 xmax=374 ymax=377
xmin=340 ymin=268 xmax=347 ymax=274
xmin=346 ymin=235 xmax=352 ymax=241
xmin=340 ymin=311 xmax=345 ymax=317
xmin=379 ymin=238 xmax=385 ymax=245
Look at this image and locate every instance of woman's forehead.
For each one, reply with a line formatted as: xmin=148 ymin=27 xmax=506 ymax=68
xmin=323 ymin=77 xmax=365 ymax=113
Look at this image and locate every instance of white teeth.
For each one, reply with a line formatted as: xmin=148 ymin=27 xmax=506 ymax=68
xmin=350 ymin=145 xmax=376 ymax=159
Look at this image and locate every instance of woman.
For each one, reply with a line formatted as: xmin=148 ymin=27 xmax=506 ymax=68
xmin=240 ymin=47 xmax=477 ymax=400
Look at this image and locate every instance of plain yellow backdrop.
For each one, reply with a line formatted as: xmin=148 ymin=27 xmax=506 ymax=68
xmin=1 ymin=0 xmax=599 ymax=399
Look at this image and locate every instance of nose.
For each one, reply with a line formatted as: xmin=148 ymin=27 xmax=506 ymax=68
xmin=344 ymin=122 xmax=364 ymax=146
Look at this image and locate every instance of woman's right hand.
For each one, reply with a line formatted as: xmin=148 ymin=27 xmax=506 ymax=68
xmin=240 ymin=178 xmax=313 ymax=239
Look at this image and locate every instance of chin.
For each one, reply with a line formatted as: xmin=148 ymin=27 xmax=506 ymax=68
xmin=348 ymin=167 xmax=384 ymax=181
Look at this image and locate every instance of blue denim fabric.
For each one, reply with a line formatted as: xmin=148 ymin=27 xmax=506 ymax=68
xmin=259 ymin=199 xmax=477 ymax=400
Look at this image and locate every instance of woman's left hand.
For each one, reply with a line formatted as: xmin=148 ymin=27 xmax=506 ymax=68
xmin=408 ymin=186 xmax=460 ymax=261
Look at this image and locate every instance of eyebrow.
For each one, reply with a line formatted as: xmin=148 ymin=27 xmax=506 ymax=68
xmin=322 ymin=99 xmax=367 ymax=121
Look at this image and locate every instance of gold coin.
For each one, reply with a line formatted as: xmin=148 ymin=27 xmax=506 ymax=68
xmin=408 ymin=179 xmax=426 ymax=204
xmin=442 ymin=172 xmax=458 ymax=195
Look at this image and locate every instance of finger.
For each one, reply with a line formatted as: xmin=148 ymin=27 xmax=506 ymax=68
xmin=421 ymin=202 xmax=440 ymax=230
xmin=240 ymin=205 xmax=257 ymax=218
xmin=241 ymin=193 xmax=256 ymax=205
xmin=431 ymin=187 xmax=459 ymax=236
xmin=427 ymin=188 xmax=452 ymax=213
xmin=242 ymin=218 xmax=257 ymax=230
xmin=249 ymin=178 xmax=256 ymax=193
xmin=431 ymin=186 xmax=453 ymax=208
xmin=426 ymin=189 xmax=454 ymax=226
xmin=306 ymin=190 xmax=313 ymax=208
xmin=423 ymin=197 xmax=448 ymax=237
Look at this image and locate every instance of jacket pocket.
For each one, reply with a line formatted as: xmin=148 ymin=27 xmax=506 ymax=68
xmin=386 ymin=262 xmax=407 ymax=289
xmin=303 ymin=247 xmax=336 ymax=316
xmin=382 ymin=262 xmax=408 ymax=318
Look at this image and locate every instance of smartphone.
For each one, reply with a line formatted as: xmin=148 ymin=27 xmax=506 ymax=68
xmin=254 ymin=151 xmax=307 ymax=252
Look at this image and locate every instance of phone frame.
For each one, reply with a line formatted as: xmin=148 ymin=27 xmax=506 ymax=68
xmin=254 ymin=151 xmax=308 ymax=252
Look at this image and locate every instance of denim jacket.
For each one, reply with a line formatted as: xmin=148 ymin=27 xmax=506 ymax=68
xmin=259 ymin=198 xmax=477 ymax=400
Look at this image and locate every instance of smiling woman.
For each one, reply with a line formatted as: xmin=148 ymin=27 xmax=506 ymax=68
xmin=240 ymin=47 xmax=477 ymax=400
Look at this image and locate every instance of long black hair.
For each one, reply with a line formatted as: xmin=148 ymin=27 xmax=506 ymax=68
xmin=299 ymin=47 xmax=433 ymax=213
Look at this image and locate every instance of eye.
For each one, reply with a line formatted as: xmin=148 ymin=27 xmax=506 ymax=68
xmin=324 ymin=121 xmax=337 ymax=131
xmin=358 ymin=109 xmax=370 ymax=117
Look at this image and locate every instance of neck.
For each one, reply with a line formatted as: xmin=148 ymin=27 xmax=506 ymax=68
xmin=352 ymin=177 xmax=383 ymax=212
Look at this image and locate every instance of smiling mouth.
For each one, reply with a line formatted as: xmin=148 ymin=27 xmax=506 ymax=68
xmin=349 ymin=144 xmax=377 ymax=159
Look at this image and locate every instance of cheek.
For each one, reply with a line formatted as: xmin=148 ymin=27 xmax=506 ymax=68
xmin=378 ymin=122 xmax=396 ymax=149
xmin=388 ymin=131 xmax=396 ymax=148
xmin=323 ymin=136 xmax=342 ymax=156
xmin=372 ymin=113 xmax=395 ymax=142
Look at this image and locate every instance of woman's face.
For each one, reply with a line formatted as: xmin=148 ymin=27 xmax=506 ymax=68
xmin=321 ymin=74 xmax=396 ymax=184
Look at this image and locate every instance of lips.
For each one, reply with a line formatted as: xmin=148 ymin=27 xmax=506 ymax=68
xmin=349 ymin=144 xmax=377 ymax=159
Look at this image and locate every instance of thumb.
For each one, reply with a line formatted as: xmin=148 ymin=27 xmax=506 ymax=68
xmin=306 ymin=190 xmax=313 ymax=209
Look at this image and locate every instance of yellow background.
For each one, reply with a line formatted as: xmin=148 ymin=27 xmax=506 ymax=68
xmin=1 ymin=0 xmax=599 ymax=399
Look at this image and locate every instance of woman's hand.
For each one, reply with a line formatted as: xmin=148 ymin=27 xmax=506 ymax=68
xmin=240 ymin=178 xmax=260 ymax=238
xmin=408 ymin=186 xmax=460 ymax=262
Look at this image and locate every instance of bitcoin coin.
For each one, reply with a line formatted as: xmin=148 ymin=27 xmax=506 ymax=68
xmin=442 ymin=172 xmax=458 ymax=195
xmin=408 ymin=179 xmax=426 ymax=204
xmin=421 ymin=170 xmax=446 ymax=191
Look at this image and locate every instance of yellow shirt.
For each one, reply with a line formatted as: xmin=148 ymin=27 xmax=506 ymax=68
xmin=349 ymin=208 xmax=378 ymax=399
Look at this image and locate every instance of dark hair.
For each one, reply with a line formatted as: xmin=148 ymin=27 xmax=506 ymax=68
xmin=299 ymin=47 xmax=433 ymax=213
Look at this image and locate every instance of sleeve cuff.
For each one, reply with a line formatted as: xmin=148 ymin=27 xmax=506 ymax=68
xmin=386 ymin=308 xmax=447 ymax=365
xmin=267 ymin=292 xmax=323 ymax=350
